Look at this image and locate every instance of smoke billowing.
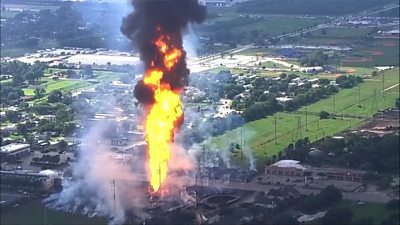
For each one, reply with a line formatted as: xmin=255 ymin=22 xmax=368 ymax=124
xmin=121 ymin=0 xmax=207 ymax=104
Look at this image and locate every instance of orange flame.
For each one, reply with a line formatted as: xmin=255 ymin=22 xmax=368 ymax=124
xmin=144 ymin=31 xmax=183 ymax=192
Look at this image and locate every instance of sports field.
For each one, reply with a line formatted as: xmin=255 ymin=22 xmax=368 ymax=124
xmin=22 ymin=70 xmax=127 ymax=98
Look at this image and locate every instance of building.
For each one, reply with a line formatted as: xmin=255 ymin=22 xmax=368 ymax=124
xmin=1 ymin=143 xmax=31 ymax=158
xmin=265 ymin=160 xmax=307 ymax=176
xmin=323 ymin=168 xmax=364 ymax=182
xmin=0 ymin=170 xmax=62 ymax=192
xmin=265 ymin=160 xmax=365 ymax=182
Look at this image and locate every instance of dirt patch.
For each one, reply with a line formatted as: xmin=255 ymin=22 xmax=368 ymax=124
xmin=382 ymin=42 xmax=396 ymax=47
xmin=343 ymin=57 xmax=372 ymax=63
xmin=371 ymin=50 xmax=385 ymax=56
xmin=347 ymin=69 xmax=356 ymax=73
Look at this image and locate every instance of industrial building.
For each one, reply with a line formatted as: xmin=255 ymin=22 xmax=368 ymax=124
xmin=265 ymin=160 xmax=307 ymax=176
xmin=0 ymin=143 xmax=31 ymax=159
xmin=0 ymin=170 xmax=62 ymax=192
xmin=265 ymin=160 xmax=365 ymax=182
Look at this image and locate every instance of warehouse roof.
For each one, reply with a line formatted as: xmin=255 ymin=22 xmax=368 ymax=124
xmin=270 ymin=160 xmax=307 ymax=170
xmin=0 ymin=143 xmax=30 ymax=153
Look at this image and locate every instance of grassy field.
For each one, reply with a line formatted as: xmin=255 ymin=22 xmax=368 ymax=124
xmin=204 ymin=68 xmax=399 ymax=168
xmin=231 ymin=17 xmax=328 ymax=36
xmin=22 ymin=70 xmax=127 ymax=97
xmin=0 ymin=11 xmax=20 ymax=18
xmin=23 ymin=79 xmax=93 ymax=96
xmin=1 ymin=199 xmax=108 ymax=225
xmin=308 ymin=27 xmax=376 ymax=39
xmin=297 ymin=68 xmax=400 ymax=116
xmin=342 ymin=39 xmax=400 ymax=67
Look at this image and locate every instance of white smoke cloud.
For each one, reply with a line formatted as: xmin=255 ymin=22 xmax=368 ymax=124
xmin=183 ymin=24 xmax=200 ymax=58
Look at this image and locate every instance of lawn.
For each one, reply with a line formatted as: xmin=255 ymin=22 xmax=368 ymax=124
xmin=205 ymin=112 xmax=362 ymax=169
xmin=308 ymin=27 xmax=376 ymax=39
xmin=204 ymin=68 xmax=399 ymax=168
xmin=297 ymin=68 xmax=400 ymax=117
xmin=1 ymin=199 xmax=108 ymax=225
xmin=22 ymin=71 xmax=127 ymax=97
xmin=23 ymin=79 xmax=93 ymax=96
xmin=231 ymin=17 xmax=329 ymax=36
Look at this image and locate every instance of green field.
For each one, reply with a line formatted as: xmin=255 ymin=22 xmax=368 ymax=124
xmin=309 ymin=27 xmax=376 ymax=39
xmin=1 ymin=200 xmax=108 ymax=225
xmin=342 ymin=39 xmax=400 ymax=67
xmin=231 ymin=17 xmax=328 ymax=36
xmin=205 ymin=68 xmax=399 ymax=168
xmin=23 ymin=79 xmax=93 ymax=96
xmin=0 ymin=11 xmax=20 ymax=18
xmin=22 ymin=70 xmax=127 ymax=97
xmin=297 ymin=68 xmax=400 ymax=116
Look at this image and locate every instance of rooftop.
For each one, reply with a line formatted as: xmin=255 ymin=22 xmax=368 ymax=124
xmin=1 ymin=143 xmax=30 ymax=153
xmin=270 ymin=160 xmax=307 ymax=170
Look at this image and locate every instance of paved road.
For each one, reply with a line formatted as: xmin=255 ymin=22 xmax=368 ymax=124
xmin=198 ymin=179 xmax=397 ymax=203
xmin=273 ymin=2 xmax=399 ymax=40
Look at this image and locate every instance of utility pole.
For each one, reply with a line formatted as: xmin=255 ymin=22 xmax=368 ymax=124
xmin=382 ymin=73 xmax=385 ymax=99
xmin=305 ymin=105 xmax=308 ymax=131
xmin=44 ymin=205 xmax=47 ymax=225
xmin=240 ymin=129 xmax=244 ymax=175
xmin=274 ymin=116 xmax=277 ymax=144
xmin=295 ymin=116 xmax=302 ymax=140
xmin=112 ymin=180 xmax=116 ymax=211
xmin=372 ymin=89 xmax=377 ymax=113
xmin=317 ymin=119 xmax=320 ymax=131
xmin=333 ymin=95 xmax=336 ymax=116
xmin=358 ymin=86 xmax=361 ymax=107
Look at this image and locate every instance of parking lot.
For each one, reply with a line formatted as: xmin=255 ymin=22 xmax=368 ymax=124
xmin=0 ymin=191 xmax=27 ymax=207
xmin=259 ymin=174 xmax=362 ymax=192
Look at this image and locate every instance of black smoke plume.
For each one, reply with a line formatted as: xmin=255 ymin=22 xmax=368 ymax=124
xmin=121 ymin=0 xmax=207 ymax=105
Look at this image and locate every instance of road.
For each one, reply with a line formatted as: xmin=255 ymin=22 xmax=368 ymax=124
xmin=198 ymin=178 xmax=397 ymax=203
xmin=275 ymin=2 xmax=399 ymax=39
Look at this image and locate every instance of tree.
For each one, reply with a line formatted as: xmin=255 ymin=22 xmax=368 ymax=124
xmin=270 ymin=214 xmax=299 ymax=225
xmin=372 ymin=70 xmax=378 ymax=76
xmin=34 ymin=87 xmax=46 ymax=99
xmin=48 ymin=90 xmax=63 ymax=103
xmin=5 ymin=111 xmax=20 ymax=123
xmin=81 ymin=65 xmax=94 ymax=78
xmin=319 ymin=110 xmax=330 ymax=119
xmin=58 ymin=140 xmax=68 ymax=150
xmin=322 ymin=207 xmax=353 ymax=225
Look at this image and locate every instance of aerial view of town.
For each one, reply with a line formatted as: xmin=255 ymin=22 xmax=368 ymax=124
xmin=0 ymin=0 xmax=399 ymax=224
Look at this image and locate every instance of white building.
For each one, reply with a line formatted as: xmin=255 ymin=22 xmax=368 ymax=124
xmin=1 ymin=143 xmax=31 ymax=158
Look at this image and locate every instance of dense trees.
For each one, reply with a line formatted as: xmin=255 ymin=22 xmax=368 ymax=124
xmin=319 ymin=110 xmax=330 ymax=119
xmin=295 ymin=185 xmax=342 ymax=214
xmin=321 ymin=207 xmax=353 ymax=225
xmin=48 ymin=90 xmax=63 ymax=103
xmin=0 ymin=83 xmax=25 ymax=106
xmin=314 ymin=133 xmax=400 ymax=174
xmin=300 ymin=51 xmax=329 ymax=67
xmin=1 ymin=61 xmax=46 ymax=86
